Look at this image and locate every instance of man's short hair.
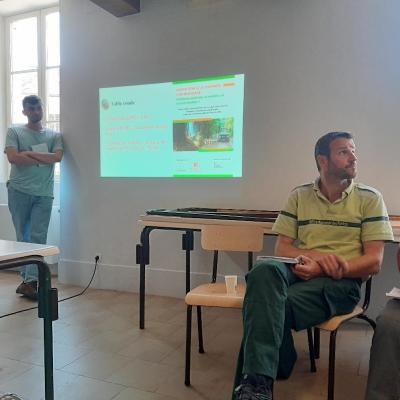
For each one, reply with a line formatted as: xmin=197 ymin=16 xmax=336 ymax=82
xmin=314 ymin=131 xmax=354 ymax=170
xmin=22 ymin=95 xmax=42 ymax=108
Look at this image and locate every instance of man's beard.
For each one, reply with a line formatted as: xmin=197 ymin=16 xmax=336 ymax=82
xmin=29 ymin=116 xmax=42 ymax=123
xmin=329 ymin=163 xmax=357 ymax=180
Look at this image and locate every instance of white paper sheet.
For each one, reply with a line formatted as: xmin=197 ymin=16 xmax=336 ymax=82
xmin=386 ymin=287 xmax=400 ymax=299
xmin=31 ymin=143 xmax=49 ymax=153
xmin=256 ymin=256 xmax=299 ymax=264
xmin=31 ymin=143 xmax=50 ymax=167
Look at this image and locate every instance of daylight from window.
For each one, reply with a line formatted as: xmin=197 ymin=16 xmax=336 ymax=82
xmin=8 ymin=10 xmax=60 ymax=175
xmin=9 ymin=11 xmax=60 ymax=130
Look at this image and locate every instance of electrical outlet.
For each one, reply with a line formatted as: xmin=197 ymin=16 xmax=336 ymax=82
xmin=95 ymin=253 xmax=102 ymax=263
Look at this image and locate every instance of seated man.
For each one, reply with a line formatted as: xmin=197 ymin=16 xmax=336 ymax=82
xmin=233 ymin=131 xmax=393 ymax=400
xmin=365 ymin=246 xmax=400 ymax=400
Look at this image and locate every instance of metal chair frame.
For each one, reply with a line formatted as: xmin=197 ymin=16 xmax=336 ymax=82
xmin=185 ymin=225 xmax=263 ymax=386
xmin=306 ymin=277 xmax=376 ymax=400
xmin=185 ymin=249 xmax=253 ymax=386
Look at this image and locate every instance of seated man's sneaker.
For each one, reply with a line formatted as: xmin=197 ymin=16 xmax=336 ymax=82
xmin=16 ymin=281 xmax=38 ymax=301
xmin=234 ymin=374 xmax=273 ymax=400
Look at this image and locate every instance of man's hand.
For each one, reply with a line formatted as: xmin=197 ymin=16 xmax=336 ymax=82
xmin=275 ymin=234 xmax=384 ymax=279
xmin=5 ymin=148 xmax=39 ymax=166
xmin=315 ymin=254 xmax=349 ymax=280
xmin=275 ymin=235 xmax=327 ymax=261
xmin=291 ymin=254 xmax=349 ymax=280
xmin=28 ymin=149 xmax=63 ymax=164
xmin=291 ymin=255 xmax=323 ymax=280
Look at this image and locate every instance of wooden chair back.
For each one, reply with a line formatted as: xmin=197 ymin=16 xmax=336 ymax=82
xmin=200 ymin=225 xmax=264 ymax=252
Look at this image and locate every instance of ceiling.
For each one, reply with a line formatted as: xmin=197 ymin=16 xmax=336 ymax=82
xmin=0 ymin=0 xmax=59 ymax=17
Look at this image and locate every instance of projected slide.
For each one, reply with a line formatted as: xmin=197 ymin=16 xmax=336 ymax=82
xmin=99 ymin=74 xmax=244 ymax=177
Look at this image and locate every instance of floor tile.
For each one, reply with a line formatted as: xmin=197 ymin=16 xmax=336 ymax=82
xmin=106 ymin=359 xmax=180 ymax=392
xmin=0 ymin=270 xmax=371 ymax=400
xmin=61 ymin=350 xmax=133 ymax=380
xmin=112 ymin=387 xmax=177 ymax=400
xmin=0 ymin=356 xmax=33 ymax=383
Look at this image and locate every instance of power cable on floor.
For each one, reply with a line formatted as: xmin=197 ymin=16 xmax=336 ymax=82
xmin=0 ymin=257 xmax=99 ymax=319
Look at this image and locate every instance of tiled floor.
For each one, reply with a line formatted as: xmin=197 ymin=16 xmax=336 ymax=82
xmin=0 ymin=270 xmax=372 ymax=400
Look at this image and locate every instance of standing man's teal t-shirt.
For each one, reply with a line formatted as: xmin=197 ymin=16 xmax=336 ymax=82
xmin=5 ymin=125 xmax=63 ymax=197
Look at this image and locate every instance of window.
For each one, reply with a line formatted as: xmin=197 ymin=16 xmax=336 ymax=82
xmin=6 ymin=8 xmax=60 ymax=176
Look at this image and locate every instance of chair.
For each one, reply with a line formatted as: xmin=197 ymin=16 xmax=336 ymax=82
xmin=307 ymin=277 xmax=376 ymax=400
xmin=184 ymin=224 xmax=264 ymax=386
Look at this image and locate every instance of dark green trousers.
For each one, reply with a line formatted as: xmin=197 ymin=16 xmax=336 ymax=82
xmin=232 ymin=261 xmax=361 ymax=397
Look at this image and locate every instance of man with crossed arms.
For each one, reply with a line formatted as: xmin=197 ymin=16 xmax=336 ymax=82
xmin=4 ymin=95 xmax=63 ymax=300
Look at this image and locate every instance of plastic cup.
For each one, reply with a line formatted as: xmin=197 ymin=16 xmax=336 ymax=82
xmin=225 ymin=275 xmax=238 ymax=295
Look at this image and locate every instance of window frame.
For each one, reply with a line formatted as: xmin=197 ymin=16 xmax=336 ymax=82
xmin=5 ymin=6 xmax=60 ymax=178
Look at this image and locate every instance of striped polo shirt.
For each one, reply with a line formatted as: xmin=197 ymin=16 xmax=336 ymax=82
xmin=272 ymin=179 xmax=393 ymax=260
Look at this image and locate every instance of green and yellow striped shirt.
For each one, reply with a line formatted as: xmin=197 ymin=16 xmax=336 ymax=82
xmin=272 ymin=180 xmax=393 ymax=260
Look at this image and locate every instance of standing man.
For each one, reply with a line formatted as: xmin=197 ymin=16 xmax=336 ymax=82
xmin=233 ymin=131 xmax=393 ymax=400
xmin=365 ymin=246 xmax=400 ymax=400
xmin=4 ymin=95 xmax=63 ymax=300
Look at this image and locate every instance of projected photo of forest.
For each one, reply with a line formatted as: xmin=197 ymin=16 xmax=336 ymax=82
xmin=173 ymin=117 xmax=234 ymax=152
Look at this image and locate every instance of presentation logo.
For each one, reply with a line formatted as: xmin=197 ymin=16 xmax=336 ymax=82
xmin=101 ymin=99 xmax=110 ymax=110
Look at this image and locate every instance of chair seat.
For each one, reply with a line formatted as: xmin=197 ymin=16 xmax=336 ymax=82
xmin=185 ymin=282 xmax=245 ymax=308
xmin=317 ymin=305 xmax=363 ymax=331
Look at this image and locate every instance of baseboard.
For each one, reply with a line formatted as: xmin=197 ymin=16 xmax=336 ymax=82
xmin=4 ymin=263 xmax=58 ymax=276
xmin=58 ymin=259 xmax=239 ymax=298
xmin=49 ymin=263 xmax=58 ymax=275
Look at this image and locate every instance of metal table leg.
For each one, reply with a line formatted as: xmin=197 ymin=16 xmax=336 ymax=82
xmin=137 ymin=227 xmax=153 ymax=329
xmin=0 ymin=256 xmax=58 ymax=400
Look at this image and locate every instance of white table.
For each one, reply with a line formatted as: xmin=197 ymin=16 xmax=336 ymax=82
xmin=0 ymin=240 xmax=59 ymax=400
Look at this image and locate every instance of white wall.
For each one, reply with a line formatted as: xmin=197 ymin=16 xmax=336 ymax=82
xmin=0 ymin=16 xmax=7 ymax=182
xmin=59 ymin=0 xmax=400 ymax=318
